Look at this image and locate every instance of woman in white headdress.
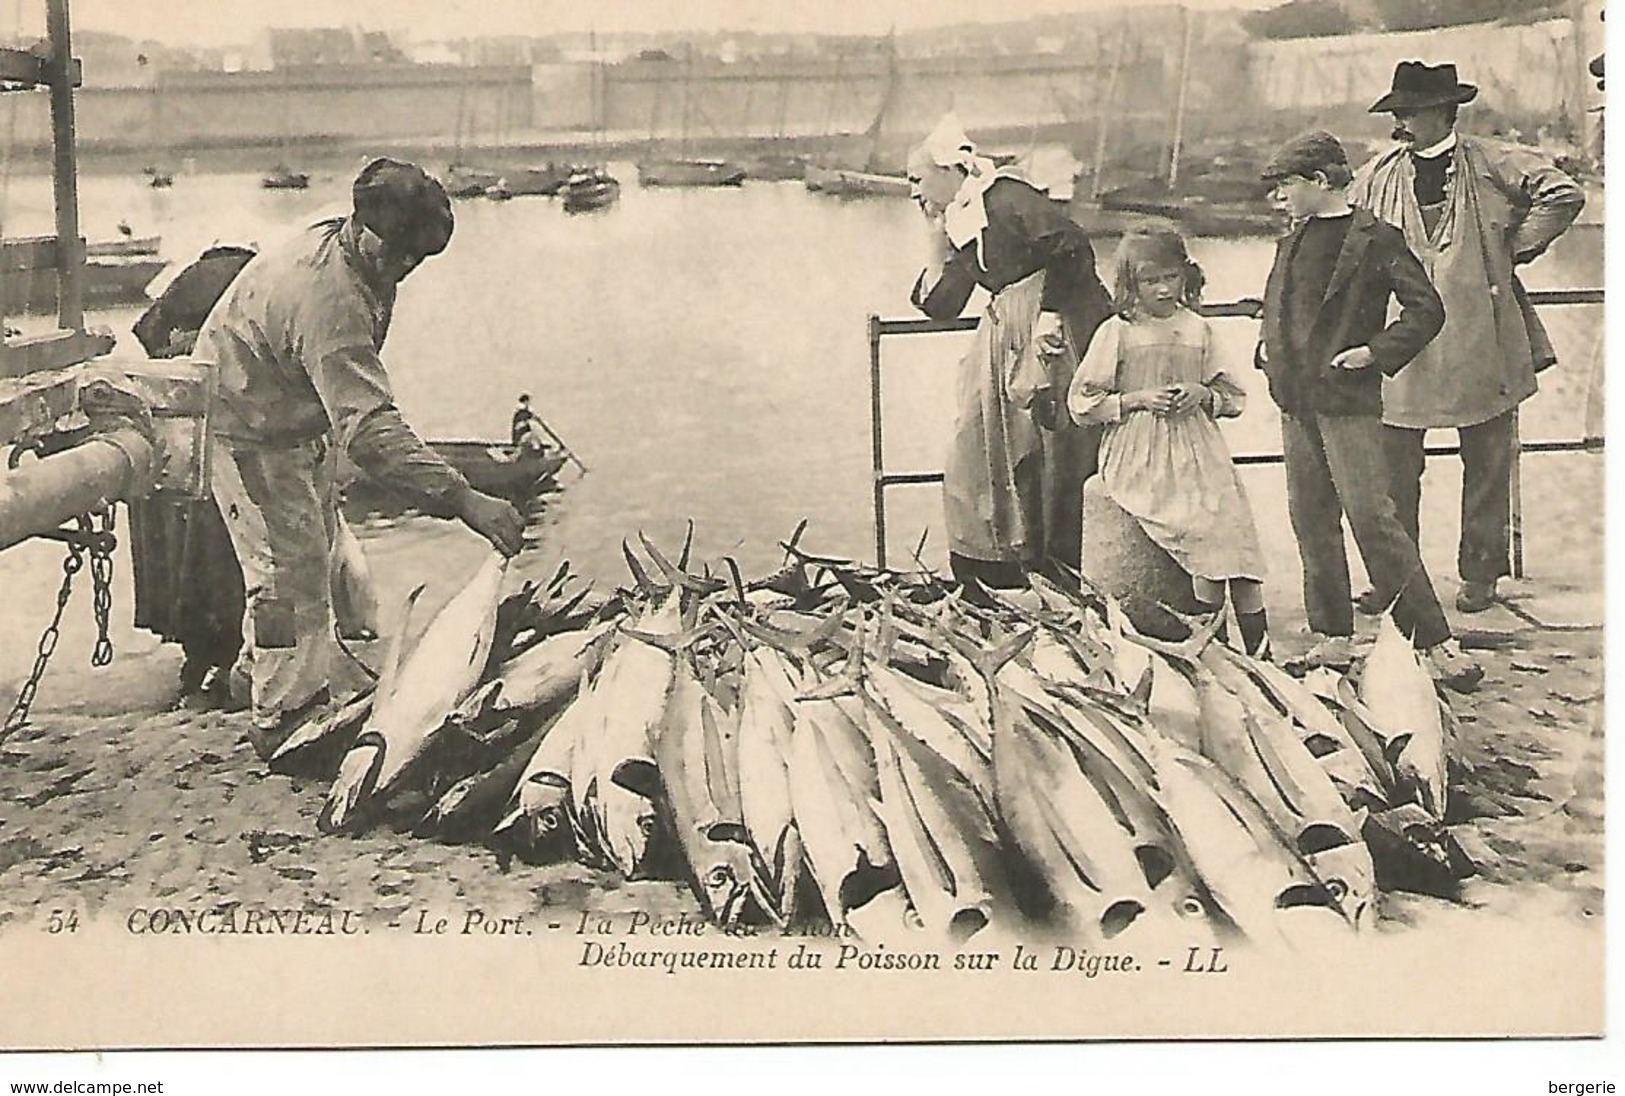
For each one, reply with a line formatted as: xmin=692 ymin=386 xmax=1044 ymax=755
xmin=908 ymin=112 xmax=1113 ymax=592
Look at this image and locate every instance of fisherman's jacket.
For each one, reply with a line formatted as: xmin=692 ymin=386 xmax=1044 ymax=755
xmin=195 ymin=217 xmax=470 ymax=515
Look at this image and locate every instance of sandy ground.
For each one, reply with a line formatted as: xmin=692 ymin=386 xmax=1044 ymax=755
xmin=0 ymin=453 xmax=1604 ymax=945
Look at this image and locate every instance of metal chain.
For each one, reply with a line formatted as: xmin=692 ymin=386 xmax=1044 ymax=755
xmin=1 ymin=508 xmax=119 ymax=742
xmin=2 ymin=544 xmax=84 ymax=742
xmin=88 ymin=508 xmax=116 ymax=668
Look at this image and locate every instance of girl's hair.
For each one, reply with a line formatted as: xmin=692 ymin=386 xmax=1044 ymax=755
xmin=1110 ymin=224 xmax=1206 ymax=316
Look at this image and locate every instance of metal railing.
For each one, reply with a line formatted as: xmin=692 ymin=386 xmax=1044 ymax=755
xmin=868 ymin=288 xmax=1605 ymax=574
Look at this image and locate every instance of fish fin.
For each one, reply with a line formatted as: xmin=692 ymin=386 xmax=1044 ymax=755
xmin=638 ymin=530 xmax=721 ymax=594
xmin=620 ymin=539 xmax=657 ymax=596
xmin=796 ymin=669 xmax=858 ymax=701
xmin=677 ymin=519 xmax=696 ymax=570
xmin=621 ymin=623 xmax=714 ymax=653
xmin=724 ymin=557 xmax=749 ymax=605
xmin=376 ymin=584 xmax=427 ymax=700
xmin=1383 ymin=733 xmax=1414 ymax=768
xmin=1129 ymin=666 xmax=1154 ymax=712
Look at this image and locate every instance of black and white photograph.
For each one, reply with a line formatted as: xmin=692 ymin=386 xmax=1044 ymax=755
xmin=0 ymin=0 xmax=1609 ymax=1064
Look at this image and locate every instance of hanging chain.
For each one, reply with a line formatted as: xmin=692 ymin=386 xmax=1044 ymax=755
xmin=2 ymin=509 xmax=119 ymax=743
xmin=88 ymin=507 xmax=116 ymax=668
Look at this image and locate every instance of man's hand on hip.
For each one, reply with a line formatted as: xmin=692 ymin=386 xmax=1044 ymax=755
xmin=1330 ymin=345 xmax=1375 ymax=371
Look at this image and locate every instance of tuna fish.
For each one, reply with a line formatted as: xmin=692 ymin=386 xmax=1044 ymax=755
xmin=576 ymin=590 xmax=682 ymax=876
xmin=862 ymin=701 xmax=1011 ymax=945
xmin=330 ymin=512 xmax=379 ymax=641
xmin=1146 ymin=739 xmax=1352 ymax=949
xmin=733 ymin=644 xmax=808 ymax=919
xmin=452 ymin=619 xmax=618 ymax=733
xmin=493 ymin=669 xmax=597 ymax=862
xmin=787 ymin=691 xmax=911 ymax=940
xmin=319 ymin=553 xmax=507 ymax=833
xmin=656 ymin=659 xmax=776 ymax=927
xmin=1361 ymin=613 xmax=1449 ymax=819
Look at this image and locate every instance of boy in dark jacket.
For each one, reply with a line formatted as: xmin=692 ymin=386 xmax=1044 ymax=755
xmin=1259 ymin=131 xmax=1481 ymax=690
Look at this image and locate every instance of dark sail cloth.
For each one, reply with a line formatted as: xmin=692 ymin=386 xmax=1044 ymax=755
xmin=128 ymin=246 xmax=256 ymax=697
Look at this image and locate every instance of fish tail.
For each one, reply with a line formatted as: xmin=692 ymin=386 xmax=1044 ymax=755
xmin=318 ymin=740 xmax=385 ymax=835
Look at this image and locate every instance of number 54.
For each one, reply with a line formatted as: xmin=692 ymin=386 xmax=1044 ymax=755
xmin=46 ymin=908 xmax=79 ymax=934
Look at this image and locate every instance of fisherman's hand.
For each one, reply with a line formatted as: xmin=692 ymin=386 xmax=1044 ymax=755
xmin=1330 ymin=345 xmax=1375 ymax=371
xmin=1035 ymin=311 xmax=1068 ymax=358
xmin=458 ymin=489 xmax=525 ymax=557
xmin=1164 ymin=381 xmax=1210 ymax=417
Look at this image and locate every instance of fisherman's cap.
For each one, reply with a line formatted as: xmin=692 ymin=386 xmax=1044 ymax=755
xmin=1369 ymin=61 xmax=1478 ymax=113
xmin=352 ymin=157 xmax=454 ymax=260
xmin=1260 ymin=130 xmax=1350 ymax=183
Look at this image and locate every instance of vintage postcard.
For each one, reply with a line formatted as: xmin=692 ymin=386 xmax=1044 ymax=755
xmin=0 ymin=0 xmax=1607 ymax=1052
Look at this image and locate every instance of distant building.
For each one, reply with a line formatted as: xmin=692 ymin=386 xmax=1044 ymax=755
xmin=261 ymin=26 xmax=409 ymax=69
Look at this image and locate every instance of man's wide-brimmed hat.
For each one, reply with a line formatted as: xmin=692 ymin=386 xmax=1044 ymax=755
xmin=1369 ymin=61 xmax=1478 ymax=113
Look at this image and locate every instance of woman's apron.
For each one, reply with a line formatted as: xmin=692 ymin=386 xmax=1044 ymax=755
xmin=944 ymin=270 xmax=1054 ymax=565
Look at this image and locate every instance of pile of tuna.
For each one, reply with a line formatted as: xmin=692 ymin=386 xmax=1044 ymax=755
xmin=275 ymin=526 xmax=1473 ymax=950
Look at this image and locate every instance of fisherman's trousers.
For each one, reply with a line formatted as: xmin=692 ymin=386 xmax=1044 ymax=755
xmin=210 ymin=435 xmax=338 ymax=730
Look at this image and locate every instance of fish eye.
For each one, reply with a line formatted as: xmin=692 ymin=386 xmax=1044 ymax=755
xmin=537 ymin=809 xmax=559 ymax=834
xmin=639 ymin=817 xmax=655 ymax=837
xmin=1327 ymin=880 xmax=1348 ymax=901
xmin=705 ymin=866 xmax=733 ymax=888
xmin=1179 ymin=896 xmax=1205 ymax=918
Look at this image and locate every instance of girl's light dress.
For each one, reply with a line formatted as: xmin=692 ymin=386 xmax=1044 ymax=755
xmin=1066 ymin=306 xmax=1264 ymax=581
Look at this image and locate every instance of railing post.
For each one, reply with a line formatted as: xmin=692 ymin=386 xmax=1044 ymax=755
xmin=868 ymin=312 xmax=887 ymax=569
xmin=1510 ymin=408 xmax=1524 ymax=579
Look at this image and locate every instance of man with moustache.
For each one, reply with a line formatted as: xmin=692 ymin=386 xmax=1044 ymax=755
xmin=1350 ymin=62 xmax=1584 ymax=614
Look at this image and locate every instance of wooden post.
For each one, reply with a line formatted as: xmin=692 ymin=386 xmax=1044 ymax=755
xmin=46 ymin=0 xmax=82 ymax=332
xmin=1508 ymin=409 xmax=1525 ymax=580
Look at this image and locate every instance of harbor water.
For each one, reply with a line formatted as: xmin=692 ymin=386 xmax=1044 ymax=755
xmin=3 ymin=165 xmax=1604 ymax=585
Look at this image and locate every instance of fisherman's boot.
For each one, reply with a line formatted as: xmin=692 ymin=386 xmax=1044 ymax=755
xmin=1455 ymin=579 xmax=1498 ymax=614
xmin=174 ymin=655 xmax=210 ymax=711
xmin=245 ymin=688 xmax=331 ymax=763
xmin=1423 ymin=638 xmax=1485 ymax=693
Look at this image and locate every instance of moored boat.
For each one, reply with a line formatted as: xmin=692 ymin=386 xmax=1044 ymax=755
xmin=4 ymin=256 xmax=168 ymax=315
xmin=561 ymin=169 xmax=621 ymax=213
xmin=636 ymin=159 xmax=746 ymax=188
xmin=445 ymin=164 xmax=502 ymax=198
xmin=261 ymin=165 xmax=310 ymax=190
xmin=807 ymin=166 xmax=912 ymax=199
xmin=741 ymin=153 xmax=809 ymax=182
xmin=496 ymin=164 xmax=577 ymax=197
xmin=87 ymin=233 xmax=161 ymax=257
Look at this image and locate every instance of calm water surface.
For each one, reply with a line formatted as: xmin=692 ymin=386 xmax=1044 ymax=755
xmin=7 ymin=167 xmax=1602 ymax=586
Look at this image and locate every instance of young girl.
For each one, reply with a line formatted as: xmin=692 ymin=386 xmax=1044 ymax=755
xmin=1066 ymin=225 xmax=1270 ymax=656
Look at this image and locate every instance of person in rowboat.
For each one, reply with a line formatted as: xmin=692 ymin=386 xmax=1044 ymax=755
xmin=907 ymin=112 xmax=1114 ymax=595
xmin=511 ymin=393 xmax=546 ymax=451
xmin=195 ymin=157 xmax=525 ymax=757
